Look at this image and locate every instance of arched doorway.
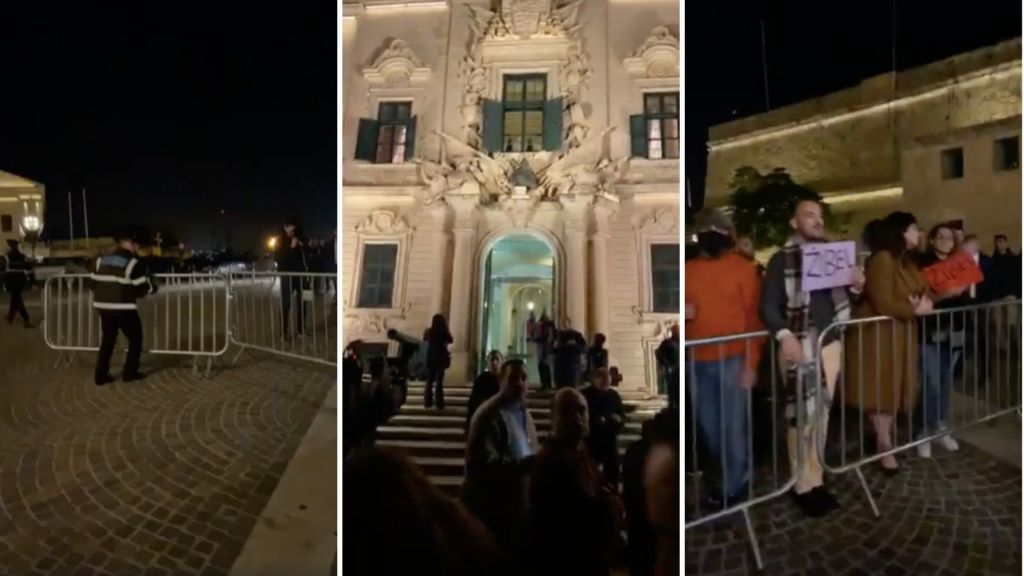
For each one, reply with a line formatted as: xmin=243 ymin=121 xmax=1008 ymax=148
xmin=478 ymin=233 xmax=557 ymax=382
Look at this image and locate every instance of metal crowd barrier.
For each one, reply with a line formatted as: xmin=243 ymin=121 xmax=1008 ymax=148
xmin=684 ymin=331 xmax=801 ymax=570
xmin=227 ymin=271 xmax=338 ymax=367
xmin=815 ymin=298 xmax=1022 ymax=517
xmin=43 ymin=273 xmax=230 ymax=375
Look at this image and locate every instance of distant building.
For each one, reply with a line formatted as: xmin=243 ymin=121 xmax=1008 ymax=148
xmin=705 ymin=39 xmax=1022 ymax=245
xmin=341 ymin=0 xmax=680 ymax=391
xmin=0 ymin=170 xmax=46 ymax=246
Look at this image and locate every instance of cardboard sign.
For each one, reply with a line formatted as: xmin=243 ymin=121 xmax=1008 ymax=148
xmin=801 ymin=241 xmax=858 ymax=292
xmin=922 ymin=251 xmax=984 ymax=295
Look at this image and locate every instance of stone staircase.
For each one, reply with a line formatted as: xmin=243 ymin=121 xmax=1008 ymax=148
xmin=377 ymin=381 xmax=668 ymax=493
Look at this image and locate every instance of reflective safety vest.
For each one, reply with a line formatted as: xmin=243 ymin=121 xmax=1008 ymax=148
xmin=90 ymin=248 xmax=154 ymax=310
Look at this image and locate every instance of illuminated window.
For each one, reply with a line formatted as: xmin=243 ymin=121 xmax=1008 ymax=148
xmin=502 ymin=75 xmax=547 ymax=153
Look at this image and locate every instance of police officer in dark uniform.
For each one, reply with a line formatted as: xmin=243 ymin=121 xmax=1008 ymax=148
xmin=90 ymin=231 xmax=156 ymax=386
xmin=2 ymin=239 xmax=33 ymax=328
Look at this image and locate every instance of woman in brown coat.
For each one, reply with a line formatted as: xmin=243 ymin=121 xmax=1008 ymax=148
xmin=844 ymin=212 xmax=932 ymax=473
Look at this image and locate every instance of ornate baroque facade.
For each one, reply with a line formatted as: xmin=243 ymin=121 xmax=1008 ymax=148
xmin=340 ymin=0 xmax=680 ymax=391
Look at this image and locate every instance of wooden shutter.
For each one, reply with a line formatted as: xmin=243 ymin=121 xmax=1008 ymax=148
xmin=482 ymin=99 xmax=504 ymax=153
xmin=355 ymin=118 xmax=380 ymax=162
xmin=543 ymin=97 xmax=563 ymax=152
xmin=630 ymin=114 xmax=647 ymax=159
xmin=404 ymin=116 xmax=418 ymax=162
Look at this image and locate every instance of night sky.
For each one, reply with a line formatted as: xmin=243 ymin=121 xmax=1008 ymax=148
xmin=0 ymin=1 xmax=336 ymax=251
xmin=685 ymin=0 xmax=1022 ymax=210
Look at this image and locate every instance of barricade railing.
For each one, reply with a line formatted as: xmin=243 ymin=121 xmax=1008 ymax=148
xmin=43 ymin=273 xmax=231 ymax=375
xmin=227 ymin=271 xmax=338 ymax=367
xmin=815 ymin=298 xmax=1022 ymax=517
xmin=684 ymin=331 xmax=806 ymax=570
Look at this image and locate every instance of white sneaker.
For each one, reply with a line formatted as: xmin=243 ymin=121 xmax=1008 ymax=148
xmin=916 ymin=442 xmax=932 ymax=459
xmin=938 ymin=435 xmax=959 ymax=452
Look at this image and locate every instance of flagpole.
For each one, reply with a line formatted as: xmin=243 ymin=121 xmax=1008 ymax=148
xmin=67 ymin=190 xmax=75 ymax=248
xmin=760 ymin=19 xmax=771 ymax=111
xmin=82 ymin=188 xmax=90 ymax=249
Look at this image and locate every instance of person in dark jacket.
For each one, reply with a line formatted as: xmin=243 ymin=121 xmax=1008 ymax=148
xmin=914 ymin=223 xmax=970 ymax=458
xmin=343 ymin=340 xmax=366 ymax=457
xmin=655 ymin=324 xmax=680 ymax=407
xmin=582 ymin=367 xmax=625 ymax=487
xmin=275 ymin=220 xmax=308 ymax=337
xmin=463 ymin=359 xmax=539 ymax=558
xmin=552 ymin=319 xmax=586 ymax=389
xmin=90 ymin=233 xmax=156 ymax=386
xmin=2 ymin=240 xmax=33 ymax=328
xmin=534 ymin=312 xmax=556 ymax=390
xmin=528 ymin=388 xmax=619 ymax=576
xmin=585 ymin=333 xmax=609 ymax=383
xmin=466 ymin=350 xmax=504 ymax=434
xmin=424 ymin=314 xmax=454 ymax=409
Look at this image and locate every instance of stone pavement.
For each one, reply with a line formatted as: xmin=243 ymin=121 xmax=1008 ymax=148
xmin=0 ymin=314 xmax=334 ymax=576
xmin=685 ymin=438 xmax=1022 ymax=575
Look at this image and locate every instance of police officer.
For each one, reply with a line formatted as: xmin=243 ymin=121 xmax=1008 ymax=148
xmin=90 ymin=231 xmax=156 ymax=386
xmin=2 ymin=239 xmax=33 ymax=328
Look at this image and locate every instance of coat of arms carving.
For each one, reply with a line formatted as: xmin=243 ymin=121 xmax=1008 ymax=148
xmin=502 ymin=0 xmax=551 ymax=38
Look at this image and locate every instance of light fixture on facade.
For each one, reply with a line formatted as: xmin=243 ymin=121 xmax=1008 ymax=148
xmin=21 ymin=215 xmax=41 ymax=233
xmin=527 ymin=301 xmax=535 ymax=311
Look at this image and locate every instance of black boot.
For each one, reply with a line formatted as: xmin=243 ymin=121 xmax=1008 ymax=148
xmin=424 ymin=381 xmax=433 ymax=408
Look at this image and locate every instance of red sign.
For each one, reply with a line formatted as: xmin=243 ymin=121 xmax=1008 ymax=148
xmin=922 ymin=251 xmax=984 ymax=295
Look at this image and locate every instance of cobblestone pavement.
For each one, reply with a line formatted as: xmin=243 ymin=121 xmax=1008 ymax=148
xmin=685 ymin=440 xmax=1022 ymax=575
xmin=0 ymin=318 xmax=334 ymax=576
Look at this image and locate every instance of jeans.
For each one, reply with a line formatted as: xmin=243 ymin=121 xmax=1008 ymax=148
xmin=689 ymin=355 xmax=749 ymax=500
xmin=280 ymin=276 xmax=305 ymax=336
xmin=917 ymin=343 xmax=961 ymax=438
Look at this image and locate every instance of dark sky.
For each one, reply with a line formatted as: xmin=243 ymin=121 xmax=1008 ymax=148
xmin=685 ymin=0 xmax=1022 ymax=210
xmin=0 ymin=1 xmax=336 ymax=251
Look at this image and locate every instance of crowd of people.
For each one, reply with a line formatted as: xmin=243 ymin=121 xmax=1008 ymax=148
xmin=342 ymin=313 xmax=681 ymax=576
xmin=686 ymin=199 xmax=1021 ymax=518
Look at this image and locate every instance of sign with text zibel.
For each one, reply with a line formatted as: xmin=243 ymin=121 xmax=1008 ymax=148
xmin=922 ymin=251 xmax=984 ymax=295
xmin=801 ymin=241 xmax=857 ymax=292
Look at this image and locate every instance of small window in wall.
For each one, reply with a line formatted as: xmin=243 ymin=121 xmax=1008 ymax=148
xmin=0 ymin=215 xmax=11 ymax=233
xmin=631 ymin=93 xmax=679 ymax=159
xmin=354 ymin=102 xmax=417 ymax=164
xmin=357 ymin=244 xmax=398 ymax=308
xmin=994 ymin=136 xmax=1020 ymax=171
xmin=650 ymin=243 xmax=680 ymax=313
xmin=502 ymin=75 xmax=546 ymax=153
xmin=481 ymin=75 xmax=563 ymax=153
xmin=940 ymin=147 xmax=964 ymax=180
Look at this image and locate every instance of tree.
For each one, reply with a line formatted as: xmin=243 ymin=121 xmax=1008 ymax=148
xmin=728 ymin=167 xmax=843 ymax=249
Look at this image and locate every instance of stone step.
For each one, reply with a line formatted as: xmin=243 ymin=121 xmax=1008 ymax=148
xmin=376 ymin=425 xmax=642 ymax=446
xmin=388 ymin=414 xmax=644 ymax=433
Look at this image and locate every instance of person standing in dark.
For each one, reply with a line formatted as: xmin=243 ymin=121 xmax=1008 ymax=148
xmin=275 ymin=220 xmax=309 ymax=338
xmin=586 ymin=333 xmax=609 ymax=384
xmin=90 ymin=232 xmax=156 ymax=386
xmin=582 ymin=367 xmax=625 ymax=488
xmin=466 ymin=350 xmax=504 ymax=434
xmin=655 ymin=324 xmax=680 ymax=408
xmin=463 ymin=359 xmax=538 ymax=558
xmin=528 ymin=388 xmax=619 ymax=576
xmin=343 ymin=340 xmax=366 ymax=457
xmin=552 ymin=318 xmax=586 ymax=389
xmin=424 ymin=314 xmax=453 ymax=409
xmin=535 ymin=311 xmax=556 ymax=390
xmin=2 ymin=240 xmax=33 ymax=328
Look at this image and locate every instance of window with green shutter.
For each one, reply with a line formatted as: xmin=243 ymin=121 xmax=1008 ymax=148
xmin=354 ymin=102 xmax=417 ymax=164
xmin=650 ymin=243 xmax=680 ymax=313
xmin=642 ymin=93 xmax=679 ymax=160
xmin=502 ymin=75 xmax=547 ymax=153
xmin=357 ymin=244 xmax=399 ymax=308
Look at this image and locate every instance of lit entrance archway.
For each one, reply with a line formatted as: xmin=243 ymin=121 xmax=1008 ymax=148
xmin=478 ymin=233 xmax=556 ymax=382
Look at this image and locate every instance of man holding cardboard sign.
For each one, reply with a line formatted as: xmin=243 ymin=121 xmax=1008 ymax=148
xmin=760 ymin=199 xmax=864 ymax=518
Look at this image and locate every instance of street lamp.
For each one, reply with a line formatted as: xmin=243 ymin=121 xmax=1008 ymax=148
xmin=267 ymin=236 xmax=278 ymax=250
xmin=21 ymin=215 xmax=42 ymax=261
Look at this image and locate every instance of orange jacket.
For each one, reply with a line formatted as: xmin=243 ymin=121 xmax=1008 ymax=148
xmin=685 ymin=252 xmax=764 ymax=370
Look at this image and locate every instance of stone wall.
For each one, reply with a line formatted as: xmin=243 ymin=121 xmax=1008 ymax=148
xmin=706 ymin=39 xmax=1022 ymax=200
